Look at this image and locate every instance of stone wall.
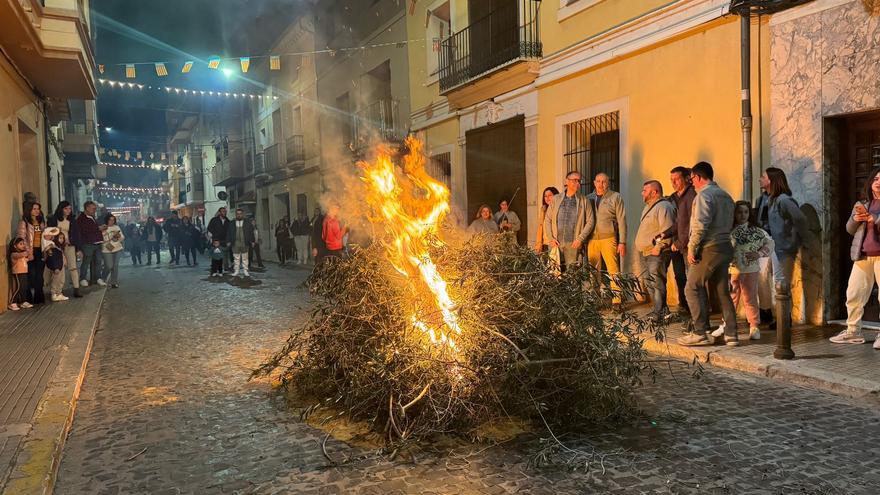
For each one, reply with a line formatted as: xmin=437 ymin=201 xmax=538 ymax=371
xmin=770 ymin=0 xmax=880 ymax=324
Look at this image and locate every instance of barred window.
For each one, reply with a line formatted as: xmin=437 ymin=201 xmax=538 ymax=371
xmin=427 ymin=152 xmax=452 ymax=189
xmin=563 ymin=111 xmax=620 ymax=196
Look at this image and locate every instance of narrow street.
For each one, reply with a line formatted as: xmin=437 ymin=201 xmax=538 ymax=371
xmin=54 ymin=261 xmax=880 ymax=495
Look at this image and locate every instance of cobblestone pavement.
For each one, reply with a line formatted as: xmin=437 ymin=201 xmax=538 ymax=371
xmin=55 ymin=260 xmax=880 ymax=494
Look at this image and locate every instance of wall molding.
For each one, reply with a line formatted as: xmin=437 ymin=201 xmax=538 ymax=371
xmin=557 ymin=0 xmax=607 ymax=23
xmin=769 ymin=0 xmax=854 ymax=25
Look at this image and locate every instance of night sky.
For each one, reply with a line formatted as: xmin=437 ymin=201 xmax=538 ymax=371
xmin=92 ymin=0 xmax=304 ymax=187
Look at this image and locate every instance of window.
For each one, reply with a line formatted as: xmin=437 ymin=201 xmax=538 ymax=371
xmin=563 ymin=111 xmax=620 ymax=195
xmin=425 ymin=1 xmax=451 ymax=82
xmin=297 ymin=193 xmax=308 ymax=217
xmin=427 ymin=152 xmax=452 ymax=189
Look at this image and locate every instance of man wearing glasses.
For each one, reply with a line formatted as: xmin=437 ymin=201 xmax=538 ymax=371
xmin=543 ymin=171 xmax=596 ymax=272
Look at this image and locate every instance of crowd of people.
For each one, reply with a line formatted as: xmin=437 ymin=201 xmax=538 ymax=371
xmin=10 ymin=163 xmax=880 ymax=351
xmin=472 ymin=163 xmax=877 ymax=350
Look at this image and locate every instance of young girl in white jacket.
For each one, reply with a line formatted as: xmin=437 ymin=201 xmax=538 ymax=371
xmin=101 ymin=214 xmax=125 ymax=288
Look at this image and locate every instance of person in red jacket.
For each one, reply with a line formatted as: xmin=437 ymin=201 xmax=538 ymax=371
xmin=321 ymin=204 xmax=347 ymax=258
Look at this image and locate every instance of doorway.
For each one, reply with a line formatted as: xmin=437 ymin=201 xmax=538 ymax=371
xmin=465 ymin=115 xmax=527 ymax=244
xmin=829 ymin=111 xmax=880 ymax=322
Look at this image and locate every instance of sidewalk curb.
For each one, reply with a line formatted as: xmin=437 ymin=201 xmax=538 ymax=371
xmin=642 ymin=335 xmax=880 ymax=404
xmin=2 ymin=290 xmax=107 ymax=495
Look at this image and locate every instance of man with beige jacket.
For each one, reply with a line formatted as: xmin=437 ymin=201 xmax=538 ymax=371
xmin=543 ymin=171 xmax=596 ymax=272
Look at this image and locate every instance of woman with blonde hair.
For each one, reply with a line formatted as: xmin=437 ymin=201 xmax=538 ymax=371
xmin=467 ymin=204 xmax=499 ymax=236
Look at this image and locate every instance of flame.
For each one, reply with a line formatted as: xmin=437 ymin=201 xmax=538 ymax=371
xmin=359 ymin=137 xmax=461 ymax=352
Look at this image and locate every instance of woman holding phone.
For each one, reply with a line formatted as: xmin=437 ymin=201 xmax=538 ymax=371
xmin=832 ymin=166 xmax=880 ymax=348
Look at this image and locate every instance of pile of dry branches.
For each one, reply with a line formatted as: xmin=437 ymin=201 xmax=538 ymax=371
xmin=254 ymin=236 xmax=659 ymax=452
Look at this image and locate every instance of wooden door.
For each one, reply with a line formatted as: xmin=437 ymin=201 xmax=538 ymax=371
xmin=465 ymin=115 xmax=527 ymax=244
xmin=467 ymin=0 xmax=518 ymax=77
xmin=837 ymin=113 xmax=880 ymax=321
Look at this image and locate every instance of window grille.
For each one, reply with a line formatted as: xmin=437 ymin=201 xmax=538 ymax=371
xmin=563 ymin=111 xmax=620 ymax=195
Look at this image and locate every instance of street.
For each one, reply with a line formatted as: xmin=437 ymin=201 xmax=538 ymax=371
xmin=54 ymin=260 xmax=880 ymax=495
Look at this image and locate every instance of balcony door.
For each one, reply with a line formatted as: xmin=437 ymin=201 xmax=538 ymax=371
xmin=465 ymin=115 xmax=527 ymax=244
xmin=468 ymin=0 xmax=518 ymax=77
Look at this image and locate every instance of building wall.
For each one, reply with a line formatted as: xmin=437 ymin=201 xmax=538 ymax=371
xmin=0 ymin=55 xmax=49 ymax=312
xmin=769 ymin=0 xmax=880 ymax=324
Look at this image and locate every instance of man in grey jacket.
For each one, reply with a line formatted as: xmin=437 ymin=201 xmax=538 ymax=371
xmin=678 ymin=162 xmax=740 ymax=346
xmin=634 ymin=180 xmax=675 ymax=318
xmin=543 ymin=171 xmax=596 ymax=272
xmin=586 ymin=173 xmax=626 ymax=289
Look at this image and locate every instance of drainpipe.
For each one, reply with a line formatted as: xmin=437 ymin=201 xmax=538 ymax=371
xmin=740 ymin=14 xmax=753 ymax=202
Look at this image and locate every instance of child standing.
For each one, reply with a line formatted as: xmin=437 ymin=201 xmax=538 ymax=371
xmin=712 ymin=201 xmax=771 ymax=341
xmin=210 ymin=239 xmax=226 ymax=277
xmin=9 ymin=237 xmax=32 ymax=310
xmin=43 ymin=227 xmax=69 ymax=302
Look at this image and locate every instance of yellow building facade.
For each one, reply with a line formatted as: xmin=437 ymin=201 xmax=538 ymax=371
xmin=408 ymin=0 xmax=880 ymax=325
xmin=0 ymin=0 xmax=96 ymax=312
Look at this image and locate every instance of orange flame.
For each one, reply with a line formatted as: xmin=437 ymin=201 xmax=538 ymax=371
xmin=359 ymin=137 xmax=461 ymax=352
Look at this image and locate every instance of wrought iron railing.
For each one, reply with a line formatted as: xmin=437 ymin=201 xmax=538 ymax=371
xmin=285 ymin=135 xmax=305 ymax=163
xmin=62 ymin=119 xmax=97 ymax=135
xmin=354 ymin=99 xmax=401 ymax=145
xmin=438 ymin=0 xmax=542 ymax=92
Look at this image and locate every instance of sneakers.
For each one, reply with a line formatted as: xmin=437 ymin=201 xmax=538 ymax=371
xmin=710 ymin=322 xmax=726 ymax=338
xmin=829 ymin=329 xmax=866 ymax=344
xmin=80 ymin=280 xmax=89 ymax=287
xmin=21 ymin=302 xmax=33 ymax=309
xmin=724 ymin=336 xmax=740 ymax=347
xmin=8 ymin=303 xmax=20 ymax=311
xmin=110 ymin=284 xmax=119 ymax=289
xmin=749 ymin=327 xmax=761 ymax=340
xmin=231 ymin=271 xmax=239 ymax=278
xmin=677 ymin=332 xmax=712 ymax=346
xmin=874 ymin=337 xmax=880 ymax=350
xmin=51 ymin=294 xmax=69 ymax=302
xmin=96 ymin=279 xmax=107 ymax=287
xmin=243 ymin=271 xmax=251 ymax=278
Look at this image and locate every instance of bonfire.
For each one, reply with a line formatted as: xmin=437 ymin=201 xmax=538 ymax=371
xmin=255 ymin=137 xmax=658 ymax=453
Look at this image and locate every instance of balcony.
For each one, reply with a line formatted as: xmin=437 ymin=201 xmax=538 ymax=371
xmin=0 ymin=0 xmax=97 ymax=100
xmin=438 ymin=0 xmax=541 ymax=109
xmin=353 ymin=100 xmax=402 ymax=149
xmin=255 ymin=136 xmax=307 ymax=183
xmin=212 ymin=143 xmax=246 ymax=186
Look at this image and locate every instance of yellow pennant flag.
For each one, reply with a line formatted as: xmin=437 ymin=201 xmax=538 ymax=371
xmin=208 ymin=57 xmax=221 ymax=69
xmin=155 ymin=63 xmax=168 ymax=76
xmin=240 ymin=57 xmax=250 ymax=73
xmin=181 ymin=61 xmax=193 ymax=73
xmin=125 ymin=64 xmax=136 ymax=78
xmin=270 ymin=55 xmax=281 ymax=71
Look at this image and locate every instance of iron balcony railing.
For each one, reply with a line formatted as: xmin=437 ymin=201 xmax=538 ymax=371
xmin=353 ymin=99 xmax=401 ymax=145
xmin=285 ymin=135 xmax=305 ymax=164
xmin=438 ymin=0 xmax=542 ymax=92
xmin=62 ymin=119 xmax=97 ymax=135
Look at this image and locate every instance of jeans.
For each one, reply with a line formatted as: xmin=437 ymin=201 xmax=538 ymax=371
xmin=184 ymin=246 xmax=199 ymax=265
xmin=670 ymin=250 xmax=690 ymax=312
xmin=276 ymin=240 xmax=287 ymax=264
xmin=170 ymin=242 xmax=181 ymax=264
xmin=80 ymin=243 xmax=101 ymax=283
xmin=685 ymin=244 xmax=738 ymax=336
xmin=27 ymin=248 xmax=45 ymax=304
xmin=146 ymin=241 xmax=161 ymax=264
xmin=640 ymin=251 xmax=671 ymax=313
xmin=130 ymin=245 xmax=142 ymax=265
xmin=102 ymin=250 xmax=122 ymax=285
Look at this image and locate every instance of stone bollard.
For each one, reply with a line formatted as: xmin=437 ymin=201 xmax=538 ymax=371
xmin=773 ymin=281 xmax=795 ymax=360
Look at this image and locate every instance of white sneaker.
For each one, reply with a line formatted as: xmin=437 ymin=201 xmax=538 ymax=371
xmin=232 ymin=271 xmax=239 ymax=278
xmin=874 ymin=338 xmax=880 ymax=350
xmin=51 ymin=294 xmax=69 ymax=302
xmin=243 ymin=272 xmax=250 ymax=278
xmin=749 ymin=327 xmax=761 ymax=340
xmin=21 ymin=302 xmax=33 ymax=309
xmin=8 ymin=304 xmax=20 ymax=311
xmin=710 ymin=322 xmax=726 ymax=338
xmin=829 ymin=328 xmax=865 ymax=344
xmin=97 ymin=279 xmax=106 ymax=287
xmin=80 ymin=280 xmax=89 ymax=287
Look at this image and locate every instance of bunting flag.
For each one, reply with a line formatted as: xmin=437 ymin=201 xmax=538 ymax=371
xmin=208 ymin=56 xmax=221 ymax=69
xmin=240 ymin=57 xmax=250 ymax=73
xmin=136 ymin=151 xmax=142 ymax=159
xmin=124 ymin=151 xmax=130 ymax=160
xmin=155 ymin=62 xmax=168 ymax=76
xmin=98 ymin=64 xmax=105 ymax=74
xmin=181 ymin=61 xmax=193 ymax=73
xmin=125 ymin=64 xmax=136 ymax=78
xmin=161 ymin=153 xmax=166 ymax=160
xmin=270 ymin=55 xmax=281 ymax=71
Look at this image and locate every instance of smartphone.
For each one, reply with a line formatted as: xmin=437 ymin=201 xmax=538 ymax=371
xmin=855 ymin=203 xmax=868 ymax=215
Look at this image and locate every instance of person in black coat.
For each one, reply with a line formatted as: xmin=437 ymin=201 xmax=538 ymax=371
xmin=140 ymin=217 xmax=163 ymax=264
xmin=207 ymin=207 xmax=231 ymax=269
xmin=163 ymin=211 xmax=183 ymax=265
xmin=181 ymin=216 xmax=201 ymax=266
xmin=310 ymin=207 xmax=326 ymax=266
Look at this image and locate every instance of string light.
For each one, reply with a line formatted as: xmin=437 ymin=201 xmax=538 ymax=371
xmin=98 ymin=79 xmax=279 ymax=101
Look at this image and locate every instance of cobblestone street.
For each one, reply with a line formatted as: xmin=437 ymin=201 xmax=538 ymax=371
xmin=54 ymin=261 xmax=880 ymax=495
